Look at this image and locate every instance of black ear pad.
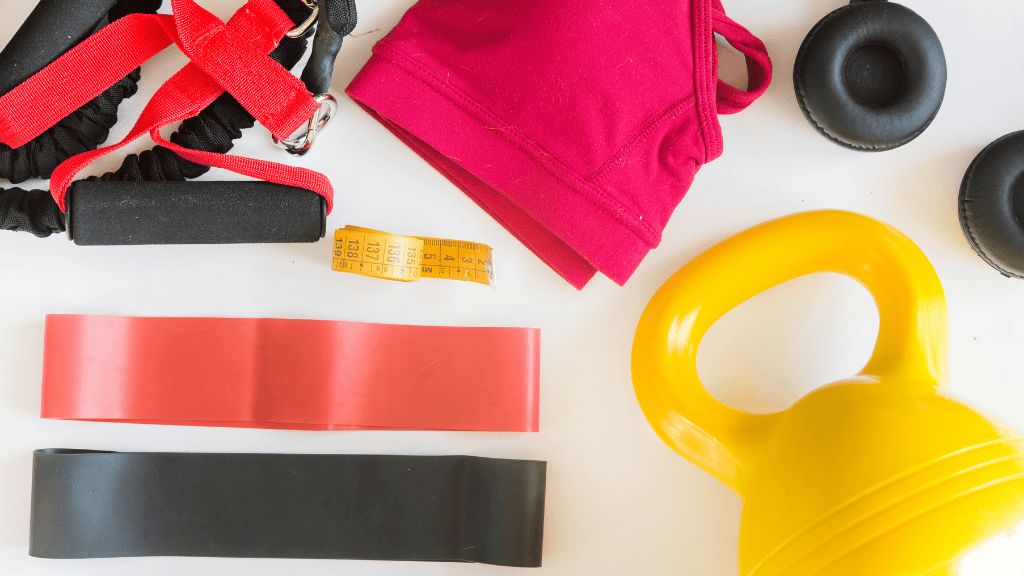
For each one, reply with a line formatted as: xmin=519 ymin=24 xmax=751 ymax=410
xmin=793 ymin=0 xmax=946 ymax=151
xmin=959 ymin=131 xmax=1024 ymax=278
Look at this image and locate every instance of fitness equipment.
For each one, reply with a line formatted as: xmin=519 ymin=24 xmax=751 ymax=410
xmin=0 ymin=0 xmax=152 ymax=236
xmin=1 ymin=0 xmax=356 ymax=243
xmin=30 ymin=449 xmax=546 ymax=567
xmin=794 ymin=0 xmax=945 ymax=151
xmin=0 ymin=0 xmax=122 ymax=97
xmin=959 ymin=130 xmax=1024 ymax=278
xmin=41 ymin=314 xmax=540 ymax=432
xmin=632 ymin=210 xmax=1024 ymax=575
xmin=66 ymin=180 xmax=326 ymax=244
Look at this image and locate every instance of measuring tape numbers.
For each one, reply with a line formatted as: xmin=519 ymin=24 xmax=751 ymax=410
xmin=332 ymin=226 xmax=494 ymax=285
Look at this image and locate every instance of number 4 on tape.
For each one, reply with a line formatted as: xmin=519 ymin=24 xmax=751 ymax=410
xmin=332 ymin=226 xmax=495 ymax=286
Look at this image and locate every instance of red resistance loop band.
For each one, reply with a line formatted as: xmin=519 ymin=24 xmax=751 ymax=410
xmin=0 ymin=0 xmax=333 ymax=213
xmin=42 ymin=315 xmax=540 ymax=432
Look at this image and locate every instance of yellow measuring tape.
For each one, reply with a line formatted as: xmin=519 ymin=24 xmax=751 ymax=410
xmin=332 ymin=226 xmax=494 ymax=285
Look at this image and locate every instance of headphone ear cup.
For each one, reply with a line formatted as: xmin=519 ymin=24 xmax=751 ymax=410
xmin=959 ymin=131 xmax=1024 ymax=278
xmin=793 ymin=1 xmax=946 ymax=151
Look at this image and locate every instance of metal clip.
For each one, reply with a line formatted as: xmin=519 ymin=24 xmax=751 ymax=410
xmin=286 ymin=0 xmax=319 ymax=38
xmin=273 ymin=93 xmax=337 ymax=156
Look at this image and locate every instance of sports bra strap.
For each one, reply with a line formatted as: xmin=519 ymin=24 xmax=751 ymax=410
xmin=710 ymin=2 xmax=772 ymax=115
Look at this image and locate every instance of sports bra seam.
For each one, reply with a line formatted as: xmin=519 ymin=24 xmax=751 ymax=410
xmin=372 ymin=40 xmax=661 ymax=244
xmin=588 ymin=94 xmax=698 ymax=185
xmin=694 ymin=0 xmax=723 ymax=162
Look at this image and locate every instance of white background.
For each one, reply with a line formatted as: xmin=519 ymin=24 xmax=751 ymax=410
xmin=2 ymin=0 xmax=1024 ymax=574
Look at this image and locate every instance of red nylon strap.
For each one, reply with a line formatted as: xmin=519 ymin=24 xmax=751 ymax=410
xmin=168 ymin=0 xmax=319 ymax=138
xmin=42 ymin=315 xmax=541 ymax=432
xmin=0 ymin=14 xmax=173 ymax=149
xmin=150 ymin=128 xmax=334 ymax=202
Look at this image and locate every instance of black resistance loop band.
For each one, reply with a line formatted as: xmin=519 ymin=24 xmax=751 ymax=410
xmin=29 ymin=449 xmax=547 ymax=567
xmin=0 ymin=0 xmax=324 ymax=238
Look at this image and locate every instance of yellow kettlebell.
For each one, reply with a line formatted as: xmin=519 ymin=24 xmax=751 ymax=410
xmin=632 ymin=210 xmax=1024 ymax=576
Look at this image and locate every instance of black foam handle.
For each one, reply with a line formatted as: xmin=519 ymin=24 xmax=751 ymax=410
xmin=0 ymin=0 xmax=119 ymax=97
xmin=29 ymin=449 xmax=546 ymax=567
xmin=66 ymin=180 xmax=327 ymax=245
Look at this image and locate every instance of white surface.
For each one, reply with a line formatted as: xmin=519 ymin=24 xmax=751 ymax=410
xmin=2 ymin=0 xmax=1023 ymax=574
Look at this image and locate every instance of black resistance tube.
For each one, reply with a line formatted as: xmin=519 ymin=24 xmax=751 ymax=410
xmin=0 ymin=0 xmax=119 ymax=97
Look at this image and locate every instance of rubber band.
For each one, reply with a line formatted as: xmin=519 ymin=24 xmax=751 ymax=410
xmin=29 ymin=449 xmax=546 ymax=567
xmin=42 ymin=314 xmax=540 ymax=432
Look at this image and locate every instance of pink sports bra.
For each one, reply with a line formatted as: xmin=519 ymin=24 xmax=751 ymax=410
xmin=347 ymin=0 xmax=771 ymax=288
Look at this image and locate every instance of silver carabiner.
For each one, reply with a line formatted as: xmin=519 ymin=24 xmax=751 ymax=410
xmin=286 ymin=0 xmax=319 ymax=38
xmin=273 ymin=93 xmax=337 ymax=156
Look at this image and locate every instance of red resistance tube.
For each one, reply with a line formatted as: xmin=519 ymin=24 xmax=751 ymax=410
xmin=42 ymin=315 xmax=539 ymax=432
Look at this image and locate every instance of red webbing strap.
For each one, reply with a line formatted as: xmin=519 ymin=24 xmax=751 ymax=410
xmin=0 ymin=14 xmax=174 ymax=149
xmin=42 ymin=315 xmax=541 ymax=432
xmin=150 ymin=129 xmax=334 ymax=202
xmin=168 ymin=0 xmax=319 ymax=138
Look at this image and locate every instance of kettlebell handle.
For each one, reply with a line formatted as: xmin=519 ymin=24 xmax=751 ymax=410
xmin=631 ymin=210 xmax=948 ymax=495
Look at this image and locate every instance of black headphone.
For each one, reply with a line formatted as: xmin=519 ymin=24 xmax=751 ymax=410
xmin=959 ymin=132 xmax=1024 ymax=278
xmin=793 ymin=0 xmax=946 ymax=151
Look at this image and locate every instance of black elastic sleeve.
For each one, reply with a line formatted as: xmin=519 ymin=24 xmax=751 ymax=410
xmin=0 ymin=0 xmax=158 ymax=237
xmin=0 ymin=70 xmax=141 ymax=185
xmin=0 ymin=187 xmax=67 ymax=235
xmin=0 ymin=0 xmax=118 ymax=97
